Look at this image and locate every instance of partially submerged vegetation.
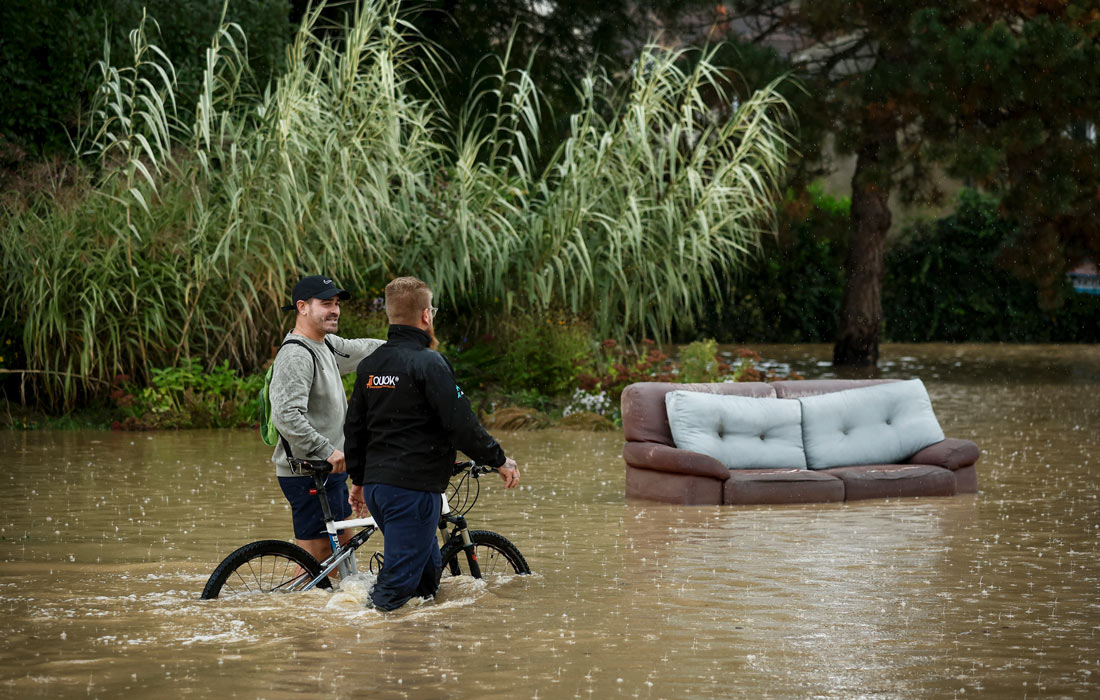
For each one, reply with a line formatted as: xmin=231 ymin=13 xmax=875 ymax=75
xmin=0 ymin=0 xmax=795 ymax=412
xmin=0 ymin=326 xmax=802 ymax=431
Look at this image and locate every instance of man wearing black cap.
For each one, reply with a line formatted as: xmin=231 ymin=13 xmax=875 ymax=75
xmin=270 ymin=275 xmax=384 ymax=565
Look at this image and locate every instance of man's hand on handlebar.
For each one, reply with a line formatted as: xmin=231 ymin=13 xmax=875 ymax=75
xmin=326 ymin=448 xmax=347 ymax=474
xmin=498 ymin=457 xmax=520 ymax=488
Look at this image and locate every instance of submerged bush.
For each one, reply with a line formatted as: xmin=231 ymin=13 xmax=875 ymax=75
xmin=495 ymin=315 xmax=591 ymax=396
xmin=110 ymin=359 xmax=263 ymax=429
xmin=677 ymin=339 xmax=721 ymax=383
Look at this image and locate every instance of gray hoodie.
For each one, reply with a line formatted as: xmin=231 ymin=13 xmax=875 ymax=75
xmin=269 ymin=332 xmax=384 ymax=477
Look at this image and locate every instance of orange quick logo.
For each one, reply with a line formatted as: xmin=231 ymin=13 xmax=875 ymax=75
xmin=366 ymin=374 xmax=399 ymax=389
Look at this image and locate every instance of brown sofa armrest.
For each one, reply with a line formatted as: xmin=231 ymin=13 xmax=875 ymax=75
xmin=907 ymin=438 xmax=980 ymax=470
xmin=623 ymin=441 xmax=730 ymax=481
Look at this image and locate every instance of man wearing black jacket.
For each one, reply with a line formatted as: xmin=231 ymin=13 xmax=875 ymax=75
xmin=344 ymin=276 xmax=520 ymax=611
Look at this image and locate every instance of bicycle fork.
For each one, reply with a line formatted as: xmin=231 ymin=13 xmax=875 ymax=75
xmin=440 ymin=514 xmax=482 ymax=579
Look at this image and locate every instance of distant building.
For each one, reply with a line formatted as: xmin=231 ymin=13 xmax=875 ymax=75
xmin=1068 ymin=260 xmax=1100 ymax=295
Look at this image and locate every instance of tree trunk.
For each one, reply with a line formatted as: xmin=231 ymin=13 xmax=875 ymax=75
xmin=833 ymin=118 xmax=896 ymax=367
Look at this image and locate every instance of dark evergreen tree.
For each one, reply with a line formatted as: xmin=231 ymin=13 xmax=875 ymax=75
xmin=710 ymin=1 xmax=1100 ymax=365
xmin=0 ymin=0 xmax=291 ymax=157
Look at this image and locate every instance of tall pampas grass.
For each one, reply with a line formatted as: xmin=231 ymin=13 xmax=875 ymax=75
xmin=0 ymin=0 xmax=795 ymax=407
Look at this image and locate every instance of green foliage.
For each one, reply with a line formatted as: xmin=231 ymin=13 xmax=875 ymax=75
xmin=677 ymin=339 xmax=720 ymax=383
xmin=694 ymin=184 xmax=849 ymax=343
xmin=110 ymin=359 xmax=263 ymax=429
xmin=336 ymin=298 xmax=390 ymax=344
xmin=446 ymin=341 xmax=503 ymax=396
xmin=0 ymin=0 xmax=291 ymax=155
xmin=494 ymin=316 xmax=590 ymax=396
xmin=0 ymin=0 xmax=795 ymax=408
xmin=497 ymin=388 xmax=556 ymax=414
xmin=379 ymin=0 xmax=702 ymax=148
xmin=884 ymin=190 xmax=1100 ymax=343
xmin=0 ymin=316 xmax=22 ymax=373
xmin=723 ymin=1 xmax=1100 ymax=363
xmin=0 ymin=1 xmax=105 ymax=153
xmin=903 ymin=7 xmax=1100 ymax=305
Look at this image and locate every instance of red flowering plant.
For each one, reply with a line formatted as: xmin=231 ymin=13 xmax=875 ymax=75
xmin=574 ymin=340 xmax=803 ymax=420
xmin=575 ymin=338 xmax=676 ymax=404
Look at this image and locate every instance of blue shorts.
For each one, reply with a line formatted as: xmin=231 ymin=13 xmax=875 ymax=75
xmin=278 ymin=473 xmax=352 ymax=540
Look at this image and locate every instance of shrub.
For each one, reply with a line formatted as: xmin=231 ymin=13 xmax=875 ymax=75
xmin=677 ymin=339 xmax=720 ymax=383
xmin=0 ymin=0 xmax=291 ymax=155
xmin=576 ymin=338 xmax=674 ymax=403
xmin=884 ymin=190 xmax=1100 ymax=342
xmin=495 ymin=315 xmax=590 ymax=396
xmin=110 ymin=359 xmax=262 ymax=429
xmin=692 ymin=183 xmax=848 ymax=343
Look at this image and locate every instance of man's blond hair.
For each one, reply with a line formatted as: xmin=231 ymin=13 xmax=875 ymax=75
xmin=385 ymin=276 xmax=433 ymax=325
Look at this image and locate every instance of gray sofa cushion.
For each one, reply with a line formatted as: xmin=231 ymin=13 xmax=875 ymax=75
xmin=665 ymin=391 xmax=807 ymax=469
xmin=798 ymin=379 xmax=945 ymax=470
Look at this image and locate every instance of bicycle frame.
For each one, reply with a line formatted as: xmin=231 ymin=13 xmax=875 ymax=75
xmin=201 ymin=459 xmax=524 ymax=600
xmin=300 ymin=469 xmax=467 ymax=589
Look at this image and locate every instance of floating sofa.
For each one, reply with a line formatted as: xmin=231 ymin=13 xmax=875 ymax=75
xmin=621 ymin=379 xmax=980 ymax=505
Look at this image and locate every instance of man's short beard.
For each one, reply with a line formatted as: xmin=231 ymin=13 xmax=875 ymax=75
xmin=427 ymin=323 xmax=439 ymax=351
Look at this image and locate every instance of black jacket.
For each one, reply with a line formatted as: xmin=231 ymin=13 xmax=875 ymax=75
xmin=344 ymin=325 xmax=506 ymax=492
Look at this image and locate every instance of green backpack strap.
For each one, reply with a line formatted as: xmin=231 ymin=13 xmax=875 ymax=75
xmin=259 ymin=339 xmax=320 ymax=458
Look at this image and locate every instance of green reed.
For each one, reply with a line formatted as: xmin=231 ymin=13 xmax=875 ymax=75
xmin=0 ymin=0 xmax=794 ymax=408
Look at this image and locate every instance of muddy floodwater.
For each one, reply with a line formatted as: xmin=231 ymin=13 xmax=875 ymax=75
xmin=2 ymin=343 xmax=1099 ymax=699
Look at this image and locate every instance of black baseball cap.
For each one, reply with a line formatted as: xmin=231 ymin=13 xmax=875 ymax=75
xmin=282 ymin=275 xmax=350 ymax=311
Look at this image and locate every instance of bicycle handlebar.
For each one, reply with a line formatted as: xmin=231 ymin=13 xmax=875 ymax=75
xmin=451 ymin=461 xmax=498 ymax=477
xmin=287 ymin=458 xmax=335 ymax=476
xmin=290 ymin=458 xmax=497 ymax=479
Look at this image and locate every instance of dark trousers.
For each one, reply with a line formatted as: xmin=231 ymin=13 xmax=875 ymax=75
xmin=363 ymin=483 xmax=443 ymax=611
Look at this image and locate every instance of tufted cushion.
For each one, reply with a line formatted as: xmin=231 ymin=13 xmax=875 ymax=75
xmin=621 ymin=381 xmax=776 ymax=445
xmin=799 ymin=379 xmax=945 ymax=470
xmin=664 ymin=391 xmax=807 ymax=470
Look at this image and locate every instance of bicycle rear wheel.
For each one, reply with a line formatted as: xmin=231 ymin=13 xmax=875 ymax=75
xmin=201 ymin=539 xmax=332 ymax=599
xmin=439 ymin=530 xmax=530 ymax=579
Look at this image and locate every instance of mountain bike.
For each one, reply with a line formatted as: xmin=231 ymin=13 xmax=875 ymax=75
xmin=200 ymin=459 xmax=530 ymax=599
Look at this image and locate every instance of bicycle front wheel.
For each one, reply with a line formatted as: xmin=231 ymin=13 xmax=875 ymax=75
xmin=440 ymin=530 xmax=531 ymax=579
xmin=201 ymin=539 xmax=332 ymax=599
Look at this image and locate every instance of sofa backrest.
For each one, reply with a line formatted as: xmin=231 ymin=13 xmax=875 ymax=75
xmin=621 ymin=381 xmax=775 ymax=445
xmin=621 ymin=379 xmax=900 ymax=446
xmin=771 ymin=378 xmax=895 ymax=398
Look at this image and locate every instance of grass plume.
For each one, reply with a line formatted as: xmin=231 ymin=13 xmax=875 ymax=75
xmin=0 ymin=0 xmax=795 ymax=408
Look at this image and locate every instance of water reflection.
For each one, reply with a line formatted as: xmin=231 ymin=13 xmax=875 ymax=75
xmin=1 ymin=344 xmax=1098 ymax=698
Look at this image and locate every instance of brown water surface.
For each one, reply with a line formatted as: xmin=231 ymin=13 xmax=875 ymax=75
xmin=2 ymin=343 xmax=1098 ymax=699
